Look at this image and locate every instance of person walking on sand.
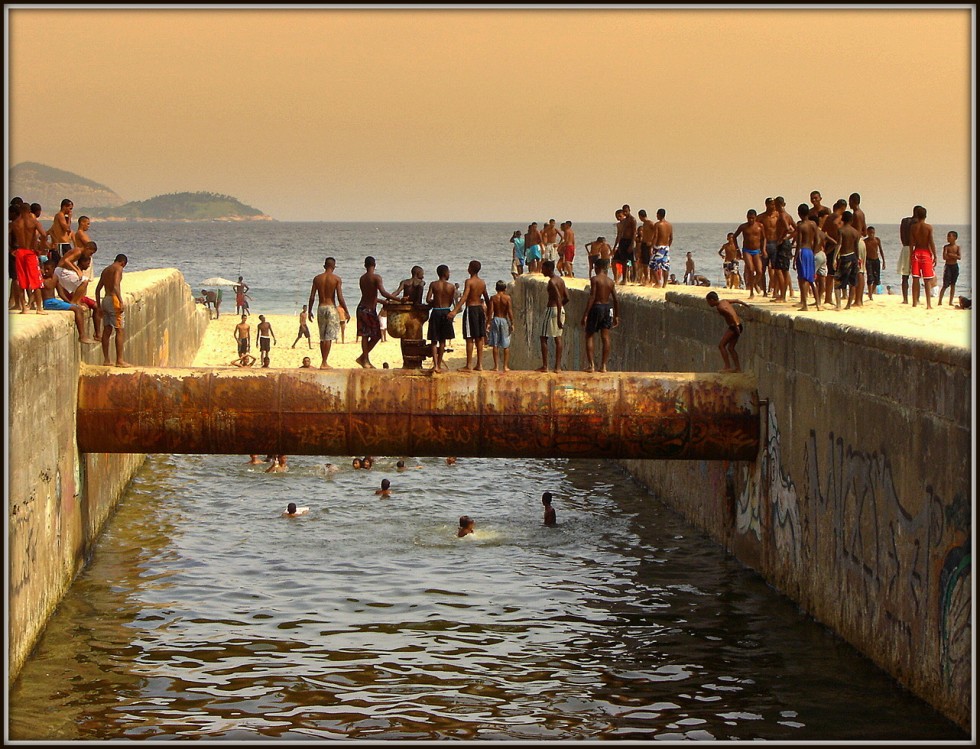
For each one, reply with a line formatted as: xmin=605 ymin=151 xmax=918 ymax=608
xmin=255 ymin=314 xmax=277 ymax=367
xmin=95 ymin=253 xmax=130 ymax=367
xmin=292 ymin=304 xmax=312 ymax=349
xmin=426 ymin=264 xmax=456 ymax=372
xmin=706 ymin=290 xmax=750 ymax=373
xmin=448 ymin=260 xmax=491 ymax=371
xmin=538 ymin=259 xmax=569 ymax=372
xmin=581 ymin=258 xmax=619 ymax=372
xmin=356 ymin=255 xmax=399 ymax=369
xmin=308 ymin=256 xmax=350 ymax=369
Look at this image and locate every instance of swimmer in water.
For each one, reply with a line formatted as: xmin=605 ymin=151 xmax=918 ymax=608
xmin=352 ymin=457 xmax=363 ymax=469
xmin=324 ymin=462 xmax=340 ymax=473
xmin=375 ymin=478 xmax=392 ymax=497
xmin=457 ymin=515 xmax=475 ymax=537
xmin=246 ymin=454 xmax=263 ymax=465
xmin=542 ymin=491 xmax=557 ymax=526
xmin=362 ymin=456 xmax=374 ymax=470
xmin=266 ymin=454 xmax=288 ymax=473
xmin=445 ymin=456 xmax=457 ymax=465
xmin=282 ymin=502 xmax=309 ymax=517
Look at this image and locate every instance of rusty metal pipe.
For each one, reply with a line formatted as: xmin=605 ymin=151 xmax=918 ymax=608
xmin=76 ymin=366 xmax=760 ymax=460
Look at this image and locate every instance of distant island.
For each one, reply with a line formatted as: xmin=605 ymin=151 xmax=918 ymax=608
xmin=9 ymin=161 xmax=273 ymax=221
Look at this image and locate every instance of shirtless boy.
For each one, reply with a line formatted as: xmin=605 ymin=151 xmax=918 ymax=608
xmin=394 ymin=265 xmax=426 ymax=305
xmin=908 ymin=206 xmax=936 ymax=309
xmin=525 ymin=222 xmax=544 ymax=274
xmin=538 ymin=259 xmax=569 ymax=372
xmin=95 ymin=253 xmax=130 ymax=366
xmin=40 ymin=260 xmax=96 ymax=343
xmin=542 ymin=492 xmax=557 ymax=526
xmin=650 ymin=209 xmax=674 ymax=289
xmin=636 ymin=210 xmax=656 ymax=286
xmin=73 ymin=215 xmax=92 ymax=253
xmin=938 ymin=230 xmax=961 ymax=307
xmin=581 ymin=258 xmax=619 ymax=372
xmin=448 ymin=260 xmax=492 ymax=371
xmin=356 ymin=256 xmax=399 ymax=368
xmin=733 ymin=209 xmax=766 ymax=299
xmin=835 ymin=211 xmax=862 ymax=310
xmin=292 ymin=304 xmax=312 ymax=349
xmin=486 ymin=279 xmax=514 ymax=372
xmin=585 ymin=236 xmax=611 ymax=278
xmin=234 ymin=314 xmax=250 ymax=357
xmin=255 ymin=314 xmax=277 ymax=366
xmin=308 ymin=257 xmax=349 ymax=368
xmin=719 ymin=233 xmax=742 ymax=288
xmin=10 ymin=203 xmax=47 ymax=314
xmin=793 ymin=204 xmax=821 ymax=312
xmin=426 ymin=264 xmax=456 ymax=372
xmin=557 ymin=221 xmax=576 ymax=277
xmin=706 ymin=291 xmax=750 ymax=373
xmin=47 ymin=198 xmax=73 ymax=262
xmin=864 ymin=226 xmax=885 ymax=301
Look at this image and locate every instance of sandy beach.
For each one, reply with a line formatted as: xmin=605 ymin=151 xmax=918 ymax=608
xmin=192 ymin=309 xmax=482 ymax=369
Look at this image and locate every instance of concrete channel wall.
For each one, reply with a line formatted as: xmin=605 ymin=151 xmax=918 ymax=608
xmin=7 ymin=269 xmax=208 ymax=684
xmin=508 ymin=275 xmax=972 ymax=732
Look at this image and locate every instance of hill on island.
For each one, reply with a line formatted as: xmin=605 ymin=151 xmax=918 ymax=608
xmin=10 ymin=161 xmax=125 ymax=211
xmin=8 ymin=162 xmax=271 ymax=221
xmin=100 ymin=192 xmax=268 ymax=221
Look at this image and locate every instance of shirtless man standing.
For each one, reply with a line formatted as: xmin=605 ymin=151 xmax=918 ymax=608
xmin=820 ymin=200 xmax=847 ymax=306
xmin=426 ymin=264 xmax=456 ymax=372
xmin=581 ymin=258 xmax=619 ymax=372
xmin=448 ymin=259 xmax=492 ymax=371
xmin=538 ymin=259 xmax=569 ymax=372
xmin=234 ymin=314 xmax=250 ymax=358
xmin=637 ymin=210 xmax=656 ymax=286
xmin=732 ymin=209 xmax=766 ymax=299
xmin=794 ymin=204 xmax=821 ymax=312
xmin=775 ymin=197 xmax=797 ymax=298
xmin=308 ymin=256 xmax=349 ymax=368
xmin=542 ymin=219 xmax=562 ymax=267
xmin=356 ymin=256 xmax=399 ymax=369
xmin=761 ymin=198 xmax=792 ymax=302
xmin=898 ymin=209 xmax=918 ymax=304
xmin=95 ymin=253 xmax=130 ymax=366
xmin=612 ymin=204 xmax=637 ymax=286
xmin=849 ymin=193 xmax=869 ymax=307
xmin=834 ymin=211 xmax=862 ymax=310
xmin=908 ymin=205 xmax=937 ymax=309
xmin=719 ymin=233 xmax=742 ymax=288
xmin=10 ymin=203 xmax=47 ymax=314
xmin=525 ymin=222 xmax=544 ymax=274
xmin=394 ymin=265 xmax=426 ymax=304
xmin=73 ymin=215 xmax=92 ymax=252
xmin=48 ymin=198 xmax=74 ymax=263
xmin=650 ymin=209 xmax=674 ymax=288
xmin=255 ymin=314 xmax=277 ymax=367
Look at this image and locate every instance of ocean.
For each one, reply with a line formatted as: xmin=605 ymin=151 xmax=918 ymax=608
xmin=7 ymin=221 xmax=969 ymax=740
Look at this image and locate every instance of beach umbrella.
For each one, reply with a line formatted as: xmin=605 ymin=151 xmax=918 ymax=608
xmin=200 ymin=276 xmax=240 ymax=286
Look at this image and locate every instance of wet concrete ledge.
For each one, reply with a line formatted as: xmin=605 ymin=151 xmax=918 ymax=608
xmin=7 ymin=269 xmax=208 ymax=685
xmin=507 ymin=274 xmax=972 ymax=732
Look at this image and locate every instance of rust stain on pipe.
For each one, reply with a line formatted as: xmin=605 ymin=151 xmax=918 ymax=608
xmin=77 ymin=365 xmax=760 ymax=460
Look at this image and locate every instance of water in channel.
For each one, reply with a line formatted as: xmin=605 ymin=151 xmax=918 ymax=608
xmin=7 ymin=453 xmax=965 ymax=740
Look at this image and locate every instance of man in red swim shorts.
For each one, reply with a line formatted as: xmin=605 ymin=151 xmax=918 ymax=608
xmin=908 ymin=205 xmax=937 ymax=309
xmin=10 ymin=203 xmax=46 ymax=314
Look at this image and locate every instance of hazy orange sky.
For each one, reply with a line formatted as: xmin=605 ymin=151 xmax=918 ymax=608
xmin=6 ymin=5 xmax=974 ymax=224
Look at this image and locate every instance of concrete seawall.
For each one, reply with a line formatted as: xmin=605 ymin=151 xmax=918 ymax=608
xmin=7 ymin=269 xmax=208 ymax=684
xmin=508 ymin=275 xmax=972 ymax=731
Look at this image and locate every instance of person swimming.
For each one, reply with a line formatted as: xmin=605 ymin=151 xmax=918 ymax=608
xmin=352 ymin=458 xmax=363 ymax=469
xmin=282 ymin=502 xmax=309 ymax=517
xmin=375 ymin=478 xmax=392 ymax=497
xmin=457 ymin=515 xmax=475 ymax=537
xmin=542 ymin=491 xmax=557 ymax=526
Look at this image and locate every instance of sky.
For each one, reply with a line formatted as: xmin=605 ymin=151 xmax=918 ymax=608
xmin=5 ymin=4 xmax=975 ymax=224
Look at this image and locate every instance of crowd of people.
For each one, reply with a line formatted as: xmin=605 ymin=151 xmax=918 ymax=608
xmin=9 ymin=196 xmax=130 ymax=366
xmin=11 ymin=192 xmax=968 ymax=376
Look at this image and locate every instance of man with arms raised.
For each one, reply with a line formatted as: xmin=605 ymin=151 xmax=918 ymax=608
xmin=308 ymin=256 xmax=349 ymax=369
